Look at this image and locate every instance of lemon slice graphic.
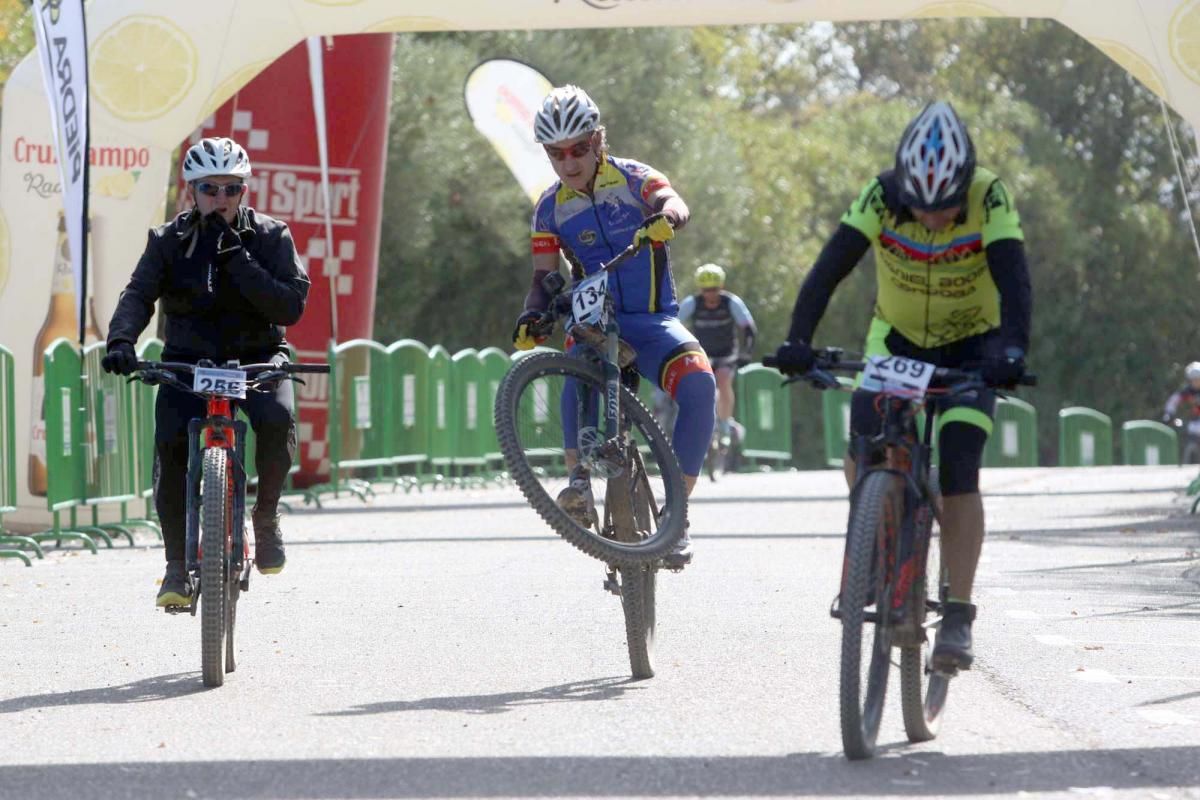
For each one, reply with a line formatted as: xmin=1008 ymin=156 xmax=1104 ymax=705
xmin=1170 ymin=0 xmax=1200 ymax=85
xmin=91 ymin=16 xmax=197 ymax=122
xmin=1092 ymin=38 xmax=1166 ymax=98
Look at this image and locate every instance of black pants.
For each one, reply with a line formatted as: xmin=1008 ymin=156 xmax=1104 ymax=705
xmin=154 ymin=368 xmax=296 ymax=561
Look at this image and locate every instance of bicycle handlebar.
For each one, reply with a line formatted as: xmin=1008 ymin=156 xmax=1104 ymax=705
xmin=129 ymin=360 xmax=330 ymax=394
xmin=761 ymin=349 xmax=1037 ymax=392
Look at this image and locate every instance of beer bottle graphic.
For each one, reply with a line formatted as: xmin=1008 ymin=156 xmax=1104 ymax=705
xmin=28 ymin=213 xmax=102 ymax=496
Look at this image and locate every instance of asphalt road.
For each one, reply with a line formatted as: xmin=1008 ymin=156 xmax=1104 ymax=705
xmin=1 ymin=466 xmax=1198 ymax=799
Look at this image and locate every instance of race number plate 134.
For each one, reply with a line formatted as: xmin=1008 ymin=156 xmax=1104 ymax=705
xmin=570 ymin=271 xmax=608 ymax=328
xmin=861 ymin=355 xmax=935 ymax=399
xmin=193 ymin=367 xmax=248 ymax=399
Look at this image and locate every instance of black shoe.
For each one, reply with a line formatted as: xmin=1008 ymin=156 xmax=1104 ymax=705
xmin=254 ymin=516 xmax=286 ymax=574
xmin=932 ymin=601 xmax=976 ymax=671
xmin=662 ymin=525 xmax=693 ymax=571
xmin=156 ymin=560 xmax=193 ymax=608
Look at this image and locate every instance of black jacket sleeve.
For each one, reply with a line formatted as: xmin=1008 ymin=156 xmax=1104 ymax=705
xmin=984 ymin=238 xmax=1032 ymax=353
xmin=106 ymin=229 xmax=166 ymax=347
xmin=223 ymin=224 xmax=310 ymax=326
xmin=786 ymin=223 xmax=871 ymax=344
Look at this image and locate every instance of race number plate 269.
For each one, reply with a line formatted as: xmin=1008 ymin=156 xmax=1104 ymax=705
xmin=861 ymin=355 xmax=935 ymax=398
xmin=570 ymin=272 xmax=608 ymax=328
xmin=193 ymin=367 xmax=247 ymax=399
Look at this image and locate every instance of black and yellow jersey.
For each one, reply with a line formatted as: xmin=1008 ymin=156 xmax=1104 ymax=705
xmin=840 ymin=167 xmax=1023 ymax=348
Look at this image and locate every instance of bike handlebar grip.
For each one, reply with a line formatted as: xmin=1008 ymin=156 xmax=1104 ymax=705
xmin=289 ymin=363 xmax=330 ymax=374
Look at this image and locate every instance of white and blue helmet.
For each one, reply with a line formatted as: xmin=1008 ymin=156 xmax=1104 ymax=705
xmin=182 ymin=137 xmax=251 ymax=181
xmin=895 ymin=101 xmax=975 ymax=211
xmin=533 ymin=85 xmax=601 ymax=144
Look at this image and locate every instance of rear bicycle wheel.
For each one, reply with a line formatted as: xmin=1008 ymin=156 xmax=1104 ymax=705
xmin=840 ymin=470 xmax=903 ymax=760
xmin=612 ymin=447 xmax=659 ymax=679
xmin=901 ymin=504 xmax=950 ymax=741
xmin=200 ymin=447 xmax=229 ymax=688
xmin=495 ymin=352 xmax=686 ymax=565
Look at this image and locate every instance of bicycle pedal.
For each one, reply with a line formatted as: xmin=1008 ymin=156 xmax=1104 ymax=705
xmin=162 ymin=602 xmax=193 ymax=615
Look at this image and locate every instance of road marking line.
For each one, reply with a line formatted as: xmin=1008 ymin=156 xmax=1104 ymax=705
xmin=1137 ymin=709 xmax=1196 ymax=725
xmin=1035 ymin=634 xmax=1072 ymax=646
xmin=1006 ymin=609 xmax=1041 ymax=619
xmin=1070 ymin=668 xmax=1119 ymax=683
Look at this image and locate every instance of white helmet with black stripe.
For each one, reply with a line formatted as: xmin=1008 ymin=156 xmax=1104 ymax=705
xmin=182 ymin=137 xmax=252 ymax=181
xmin=533 ymin=85 xmax=601 ymax=144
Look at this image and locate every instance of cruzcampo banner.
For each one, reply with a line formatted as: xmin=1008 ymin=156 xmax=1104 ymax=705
xmin=464 ymin=59 xmax=558 ymax=204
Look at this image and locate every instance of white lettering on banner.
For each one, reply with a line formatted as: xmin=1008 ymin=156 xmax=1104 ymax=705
xmin=101 ymin=389 xmax=118 ymax=455
xmin=60 ymin=387 xmax=72 ymax=457
xmin=1002 ymin=421 xmax=1019 ymax=457
xmin=403 ymin=374 xmax=416 ymax=427
xmin=1145 ymin=444 xmax=1160 ymax=466
xmin=50 ymin=37 xmax=82 ymax=184
xmin=757 ymin=390 xmax=774 ymax=431
xmin=466 ymin=383 xmax=477 ymax=430
xmin=246 ymin=162 xmax=361 ymax=225
xmin=436 ymin=381 xmax=446 ymax=429
xmin=1080 ymin=431 xmax=1095 ymax=466
xmin=354 ymin=375 xmax=371 ymax=430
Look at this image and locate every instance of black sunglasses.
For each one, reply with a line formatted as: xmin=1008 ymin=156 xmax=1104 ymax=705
xmin=195 ymin=181 xmax=246 ymax=198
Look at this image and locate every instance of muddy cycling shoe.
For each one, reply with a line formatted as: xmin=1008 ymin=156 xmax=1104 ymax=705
xmin=932 ymin=601 xmax=976 ymax=671
xmin=253 ymin=516 xmax=287 ymax=574
xmin=556 ymin=465 xmax=597 ymax=530
xmin=662 ymin=524 xmax=693 ymax=571
xmin=156 ymin=560 xmax=194 ymax=608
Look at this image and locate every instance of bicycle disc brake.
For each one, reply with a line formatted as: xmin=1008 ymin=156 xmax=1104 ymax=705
xmin=578 ymin=427 xmax=625 ymax=478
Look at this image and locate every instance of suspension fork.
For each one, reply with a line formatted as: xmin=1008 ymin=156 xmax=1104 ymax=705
xmin=603 ymin=315 xmax=621 ymax=439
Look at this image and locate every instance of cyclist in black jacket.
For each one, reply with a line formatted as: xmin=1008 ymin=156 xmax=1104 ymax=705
xmin=102 ymin=137 xmax=311 ymax=607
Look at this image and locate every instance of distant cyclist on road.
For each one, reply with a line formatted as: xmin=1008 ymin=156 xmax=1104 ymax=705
xmin=771 ymin=101 xmax=1033 ymax=672
xmin=1163 ymin=362 xmax=1200 ymax=463
xmin=678 ymin=263 xmax=757 ymax=447
xmin=511 ymin=85 xmax=716 ymax=568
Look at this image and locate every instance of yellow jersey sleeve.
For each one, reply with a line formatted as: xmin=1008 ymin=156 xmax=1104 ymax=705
xmin=980 ymin=176 xmax=1024 ymax=247
xmin=840 ymin=177 xmax=886 ymax=240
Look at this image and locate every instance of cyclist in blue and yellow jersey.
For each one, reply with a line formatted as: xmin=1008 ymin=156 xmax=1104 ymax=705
xmin=679 ymin=264 xmax=758 ymax=446
xmin=512 ymin=85 xmax=715 ymax=568
xmin=772 ymin=101 xmax=1033 ymax=670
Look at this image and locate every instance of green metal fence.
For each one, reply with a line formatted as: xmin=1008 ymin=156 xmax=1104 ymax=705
xmin=1059 ymin=406 xmax=1113 ymax=467
xmin=427 ymin=345 xmax=455 ymax=481
xmin=133 ymin=339 xmax=163 ymax=524
xmin=79 ymin=343 xmax=142 ymax=545
xmin=0 ymin=346 xmax=39 ymax=563
xmin=478 ymin=346 xmax=510 ymax=473
xmin=820 ymin=377 xmax=855 ymax=468
xmin=736 ymin=364 xmax=791 ymax=466
xmin=510 ymin=348 xmax=567 ymax=475
xmin=451 ymin=349 xmax=489 ymax=477
xmin=387 ymin=339 xmax=436 ymax=491
xmin=982 ymin=396 xmax=1038 ymax=468
xmin=1121 ymin=420 xmax=1178 ymax=466
xmin=29 ymin=339 xmax=100 ymax=552
xmin=326 ymin=339 xmax=393 ymax=499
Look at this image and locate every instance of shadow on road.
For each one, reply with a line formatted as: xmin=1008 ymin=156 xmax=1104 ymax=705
xmin=0 ymin=673 xmax=205 ymax=713
xmin=2 ymin=746 xmax=1197 ymax=798
xmin=319 ymin=676 xmax=642 ymax=717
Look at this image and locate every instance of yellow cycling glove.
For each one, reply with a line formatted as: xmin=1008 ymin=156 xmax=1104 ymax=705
xmin=635 ymin=215 xmax=675 ymax=244
xmin=513 ymin=310 xmax=546 ymax=351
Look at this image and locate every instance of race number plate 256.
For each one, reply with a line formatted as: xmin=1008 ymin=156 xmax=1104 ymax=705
xmin=193 ymin=367 xmax=247 ymax=399
xmin=570 ymin=272 xmax=608 ymax=328
xmin=861 ymin=355 xmax=935 ymax=398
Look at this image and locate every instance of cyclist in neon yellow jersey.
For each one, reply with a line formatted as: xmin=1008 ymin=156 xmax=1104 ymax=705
xmin=772 ymin=101 xmax=1032 ymax=672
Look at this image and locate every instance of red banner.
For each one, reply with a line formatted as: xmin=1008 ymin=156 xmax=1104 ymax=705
xmin=181 ymin=34 xmax=394 ymax=483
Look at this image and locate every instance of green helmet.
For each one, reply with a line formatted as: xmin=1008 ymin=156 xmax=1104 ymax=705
xmin=695 ymin=263 xmax=726 ymax=289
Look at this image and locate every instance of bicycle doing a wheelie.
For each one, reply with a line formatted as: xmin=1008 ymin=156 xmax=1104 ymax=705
xmin=764 ymin=347 xmax=1034 ymax=760
xmin=130 ymin=358 xmax=329 ymax=688
xmin=494 ymin=237 xmax=688 ymax=680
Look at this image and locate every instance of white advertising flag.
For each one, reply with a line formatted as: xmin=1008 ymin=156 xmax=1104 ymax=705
xmin=31 ymin=0 xmax=90 ymax=343
xmin=464 ymin=59 xmax=557 ymax=205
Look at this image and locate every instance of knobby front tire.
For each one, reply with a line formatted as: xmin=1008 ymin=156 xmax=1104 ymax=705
xmin=839 ymin=470 xmax=902 ymax=760
xmin=495 ymin=352 xmax=686 ymax=565
xmin=201 ymin=447 xmax=229 ymax=688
